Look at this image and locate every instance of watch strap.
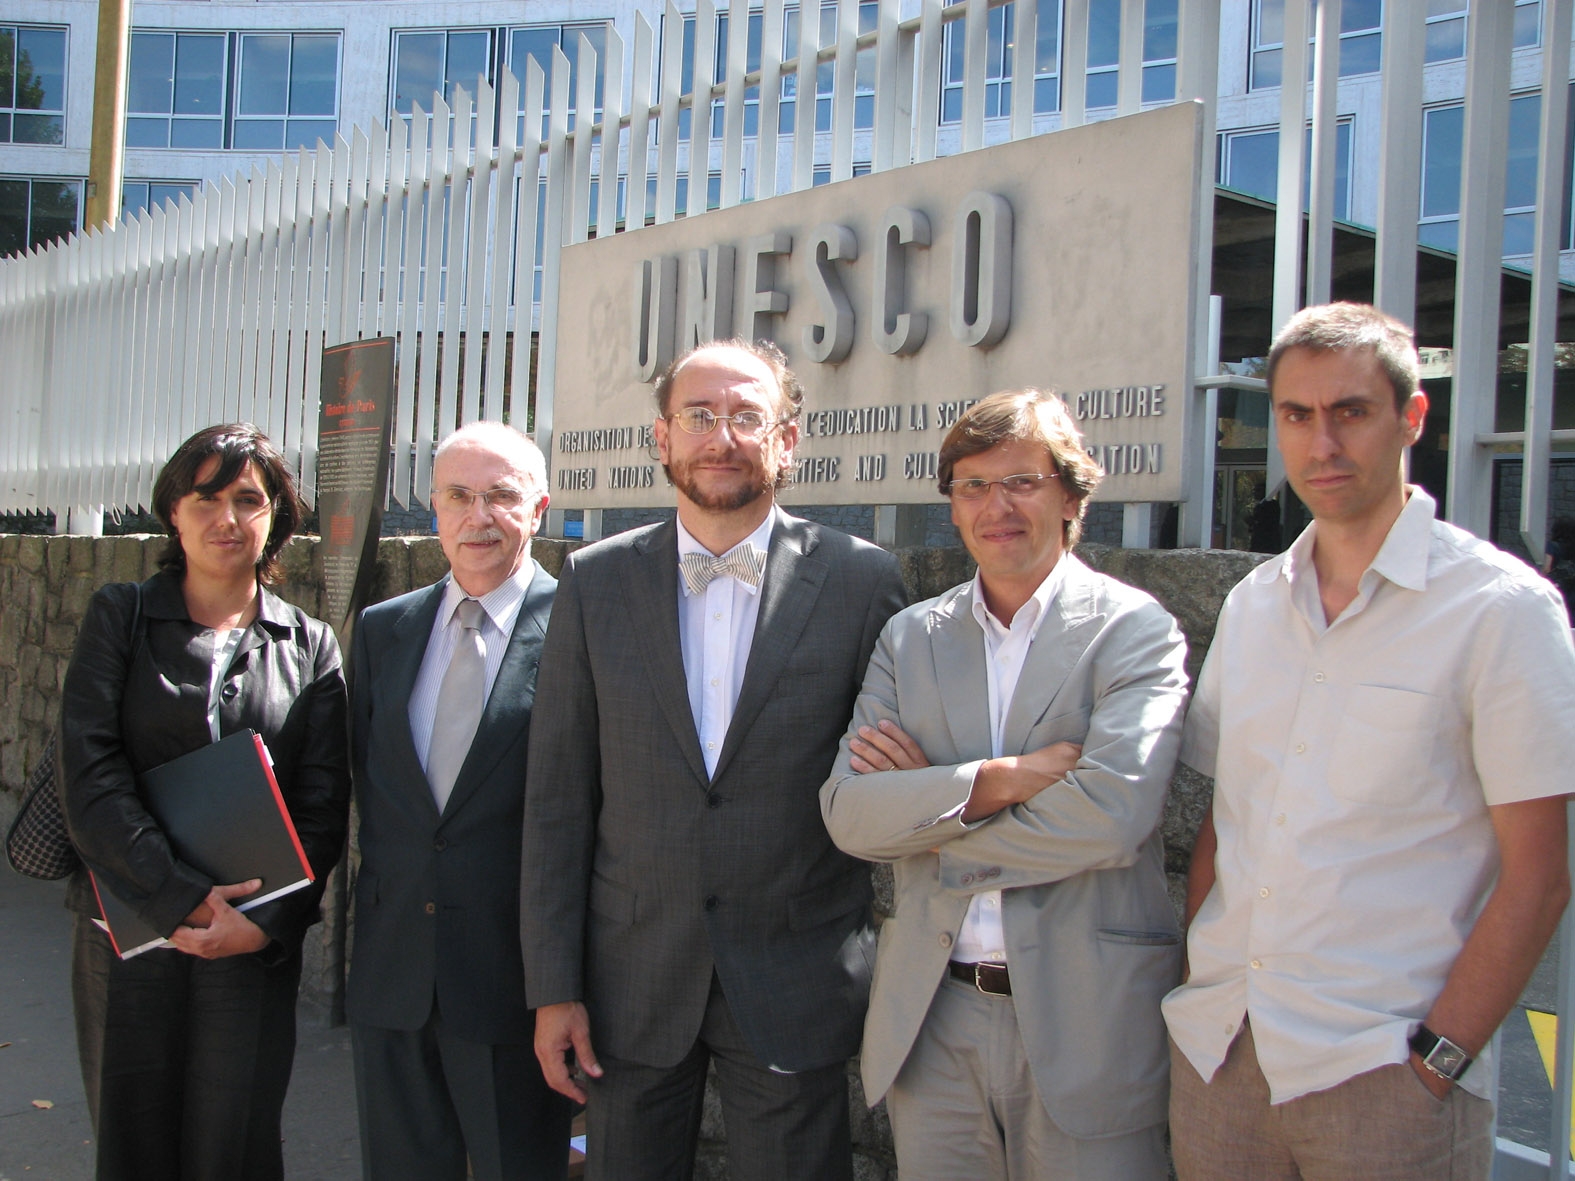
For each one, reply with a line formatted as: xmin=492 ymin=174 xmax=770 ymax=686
xmin=1409 ymin=1024 xmax=1473 ymax=1082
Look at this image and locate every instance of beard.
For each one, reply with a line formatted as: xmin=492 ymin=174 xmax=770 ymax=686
xmin=664 ymin=455 xmax=777 ymax=513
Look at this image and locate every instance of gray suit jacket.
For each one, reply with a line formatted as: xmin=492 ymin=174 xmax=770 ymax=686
xmin=820 ymin=555 xmax=1187 ymax=1139
xmin=347 ymin=561 xmax=556 ymax=1044
xmin=521 ymin=513 xmax=907 ymax=1072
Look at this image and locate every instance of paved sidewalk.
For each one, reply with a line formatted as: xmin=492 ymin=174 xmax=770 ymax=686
xmin=0 ymin=869 xmax=362 ymax=1181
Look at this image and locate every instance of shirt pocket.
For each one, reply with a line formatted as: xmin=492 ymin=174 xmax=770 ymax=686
xmin=1327 ymin=684 xmax=1438 ymax=807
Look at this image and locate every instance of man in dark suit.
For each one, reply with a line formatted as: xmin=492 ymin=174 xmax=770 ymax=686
xmin=349 ymin=422 xmax=571 ymax=1181
xmin=522 ymin=339 xmax=907 ymax=1179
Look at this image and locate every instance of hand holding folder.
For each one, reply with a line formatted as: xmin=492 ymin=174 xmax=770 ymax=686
xmin=91 ymin=730 xmax=315 ymax=959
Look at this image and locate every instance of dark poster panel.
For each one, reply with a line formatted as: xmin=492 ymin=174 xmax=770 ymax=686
xmin=317 ymin=338 xmax=394 ymax=647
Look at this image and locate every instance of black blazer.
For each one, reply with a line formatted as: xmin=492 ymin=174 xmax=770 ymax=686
xmin=346 ymin=560 xmax=556 ymax=1044
xmin=521 ymin=515 xmax=907 ymax=1072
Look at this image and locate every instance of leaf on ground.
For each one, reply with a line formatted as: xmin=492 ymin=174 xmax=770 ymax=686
xmin=31 ymin=1099 xmax=54 ymax=1109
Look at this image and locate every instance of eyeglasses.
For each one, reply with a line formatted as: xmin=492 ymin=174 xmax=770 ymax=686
xmin=435 ymin=484 xmax=532 ymax=513
xmin=944 ymin=472 xmax=1059 ymax=500
xmin=666 ymin=407 xmax=782 ymax=439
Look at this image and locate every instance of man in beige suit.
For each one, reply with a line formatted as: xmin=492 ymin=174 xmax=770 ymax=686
xmin=821 ymin=390 xmax=1188 ymax=1179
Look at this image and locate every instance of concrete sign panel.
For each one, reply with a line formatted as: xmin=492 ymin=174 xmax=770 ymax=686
xmin=549 ymin=102 xmax=1202 ymax=507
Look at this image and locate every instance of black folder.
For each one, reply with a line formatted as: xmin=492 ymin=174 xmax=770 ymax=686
xmin=90 ymin=730 xmax=314 ymax=959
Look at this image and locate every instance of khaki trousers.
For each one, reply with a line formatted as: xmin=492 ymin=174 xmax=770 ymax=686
xmin=887 ymin=976 xmax=1167 ymax=1181
xmin=1170 ymin=1023 xmax=1494 ymax=1181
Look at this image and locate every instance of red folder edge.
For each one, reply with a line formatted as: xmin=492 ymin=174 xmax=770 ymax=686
xmin=253 ymin=733 xmax=314 ymax=885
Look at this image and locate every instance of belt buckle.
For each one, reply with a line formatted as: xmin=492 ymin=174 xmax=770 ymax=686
xmin=972 ymin=962 xmax=1008 ymax=995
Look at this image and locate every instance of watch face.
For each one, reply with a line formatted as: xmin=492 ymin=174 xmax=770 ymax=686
xmin=1429 ymin=1041 xmax=1469 ymax=1078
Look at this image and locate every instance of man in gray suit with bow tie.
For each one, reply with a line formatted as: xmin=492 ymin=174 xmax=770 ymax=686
xmin=821 ymin=390 xmax=1189 ymax=1180
xmin=522 ymin=339 xmax=907 ymax=1179
xmin=349 ymin=422 xmax=571 ymax=1181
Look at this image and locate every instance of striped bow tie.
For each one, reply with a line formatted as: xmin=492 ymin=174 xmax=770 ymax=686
xmin=679 ymin=547 xmax=766 ymax=595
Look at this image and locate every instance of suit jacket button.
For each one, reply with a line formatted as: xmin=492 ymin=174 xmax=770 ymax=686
xmin=707 ymin=792 xmax=721 ymax=808
xmin=704 ymin=895 xmax=719 ymax=911
xmin=424 ymin=902 xmax=436 ymax=915
xmin=960 ymin=873 xmax=973 ymax=885
xmin=939 ymin=932 xmax=953 ymax=948
xmin=434 ymin=838 xmax=448 ymax=851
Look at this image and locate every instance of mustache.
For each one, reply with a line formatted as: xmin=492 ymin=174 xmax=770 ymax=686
xmin=456 ymin=527 xmax=504 ymax=544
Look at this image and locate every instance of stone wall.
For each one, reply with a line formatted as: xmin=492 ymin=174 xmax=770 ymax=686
xmin=0 ymin=530 xmax=1265 ymax=1179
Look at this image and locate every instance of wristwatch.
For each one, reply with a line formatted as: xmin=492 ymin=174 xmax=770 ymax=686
xmin=1409 ymin=1025 xmax=1473 ymax=1082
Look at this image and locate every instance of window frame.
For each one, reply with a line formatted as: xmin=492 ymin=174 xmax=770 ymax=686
xmin=0 ymin=23 xmax=68 ymax=147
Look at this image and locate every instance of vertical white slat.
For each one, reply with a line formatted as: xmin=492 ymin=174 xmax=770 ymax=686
xmin=892 ymin=14 xmax=917 ymax=166
xmin=344 ymin=126 xmax=373 ymax=344
xmin=364 ymin=119 xmax=391 ymax=340
xmin=570 ymin=37 xmax=599 ymax=244
xmin=871 ymin=0 xmax=901 ymax=171
xmin=961 ymin=0 xmax=988 ymax=152
xmin=196 ymin=184 xmax=226 ymax=441
xmin=379 ymin=115 xmax=409 ymax=345
xmin=261 ymin=159 xmax=294 ymax=450
xmin=1304 ymin=0 xmax=1339 ymax=306
xmin=20 ymin=249 xmax=48 ymax=511
xmin=485 ymin=70 xmax=523 ymax=421
xmin=415 ymin=96 xmax=450 ymax=488
xmin=57 ymin=235 xmax=86 ymax=511
xmin=300 ymin=139 xmax=338 ymax=504
xmin=438 ymin=87 xmax=472 ymax=437
xmin=127 ymin=213 xmax=157 ymax=508
xmin=462 ymin=78 xmax=498 ymax=426
xmin=1010 ymin=0 xmax=1039 ymax=142
xmin=658 ymin=0 xmax=685 ymax=223
xmin=756 ymin=0 xmax=785 ymax=199
xmin=82 ymin=229 xmax=115 ymax=507
xmin=144 ymin=204 xmax=176 ymax=473
xmin=627 ymin=15 xmax=657 ymax=227
xmin=1520 ymin=0 xmax=1574 ymax=562
xmin=235 ymin=168 xmax=269 ymax=426
xmin=1373 ymin=0 xmax=1424 ymax=324
xmin=283 ymin=149 xmax=318 ymax=489
xmin=914 ymin=0 xmax=943 ymax=162
xmin=222 ymin=179 xmax=251 ymax=426
xmin=1062 ymin=0 xmax=1089 ymax=130
xmin=1117 ymin=0 xmax=1144 ymax=115
xmin=509 ymin=59 xmax=546 ymax=437
xmin=1174 ymin=0 xmax=1222 ymax=548
xmin=793 ymin=0 xmax=819 ymax=187
xmin=1445 ymin=0 xmax=1513 ymax=537
xmin=328 ymin=134 xmax=358 ymax=354
xmin=393 ymin=109 xmax=429 ymax=507
xmin=34 ymin=244 xmax=60 ymax=513
xmin=172 ymin=194 xmax=201 ymax=442
xmin=833 ymin=0 xmax=859 ymax=176
xmin=111 ymin=211 xmax=144 ymax=509
xmin=690 ymin=0 xmax=718 ymax=215
xmin=536 ymin=47 xmax=573 ymax=460
xmin=721 ymin=0 xmax=750 ymax=206
xmin=249 ymin=164 xmax=285 ymax=432
xmin=599 ymin=25 xmax=627 ymax=233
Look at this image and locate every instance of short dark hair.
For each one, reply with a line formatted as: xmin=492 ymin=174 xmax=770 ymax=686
xmin=1266 ymin=302 xmax=1419 ymax=411
xmin=152 ymin=423 xmax=304 ymax=585
xmin=651 ymin=338 xmax=805 ymax=423
xmin=938 ymin=389 xmax=1104 ymax=548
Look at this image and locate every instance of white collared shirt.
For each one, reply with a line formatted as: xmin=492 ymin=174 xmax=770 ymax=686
xmin=677 ymin=509 xmax=777 ymax=779
xmin=951 ymin=558 xmax=1069 ymax=965
xmin=1163 ymin=488 xmax=1575 ymax=1103
xmin=408 ymin=562 xmax=535 ymax=773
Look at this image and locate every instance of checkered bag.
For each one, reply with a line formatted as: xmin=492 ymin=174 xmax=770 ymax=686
xmin=5 ymin=581 xmax=143 ymax=881
xmin=5 ymin=736 xmax=78 ymax=880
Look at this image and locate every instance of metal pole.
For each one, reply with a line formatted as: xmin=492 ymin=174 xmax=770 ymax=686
xmin=84 ymin=0 xmax=132 ymax=230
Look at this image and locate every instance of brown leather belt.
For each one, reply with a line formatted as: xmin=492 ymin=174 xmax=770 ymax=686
xmin=948 ymin=960 xmax=1012 ymax=996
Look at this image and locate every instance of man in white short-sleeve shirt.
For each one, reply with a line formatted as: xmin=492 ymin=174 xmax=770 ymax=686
xmin=1163 ymin=302 xmax=1575 ymax=1180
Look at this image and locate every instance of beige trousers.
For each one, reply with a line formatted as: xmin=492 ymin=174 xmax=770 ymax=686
xmin=1169 ymin=1023 xmax=1494 ymax=1181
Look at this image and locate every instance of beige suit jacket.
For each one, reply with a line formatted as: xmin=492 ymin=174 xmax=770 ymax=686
xmin=821 ymin=555 xmax=1188 ymax=1139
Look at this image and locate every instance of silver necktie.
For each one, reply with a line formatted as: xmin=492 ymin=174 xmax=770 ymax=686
xmin=426 ymin=598 xmax=486 ymax=811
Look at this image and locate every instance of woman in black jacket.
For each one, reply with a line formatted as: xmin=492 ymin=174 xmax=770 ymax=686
xmin=59 ymin=423 xmax=350 ymax=1181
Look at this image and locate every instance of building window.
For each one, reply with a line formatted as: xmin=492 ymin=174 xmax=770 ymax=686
xmin=0 ymin=175 xmax=80 ymax=257
xmin=1217 ymin=120 xmax=1354 ymax=222
xmin=812 ymin=162 xmax=871 ymax=185
xmin=509 ymin=23 xmax=606 ymax=134
xmin=121 ymin=180 xmax=198 ymax=221
xmin=1420 ymin=91 xmax=1551 ymax=258
xmin=1426 ymin=1 xmax=1543 ymax=63
xmin=1251 ymin=0 xmax=1381 ymax=92
xmin=128 ymin=30 xmax=340 ymax=151
xmin=939 ymin=0 xmax=1062 ymax=122
xmin=1 ymin=25 xmax=66 ymax=146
